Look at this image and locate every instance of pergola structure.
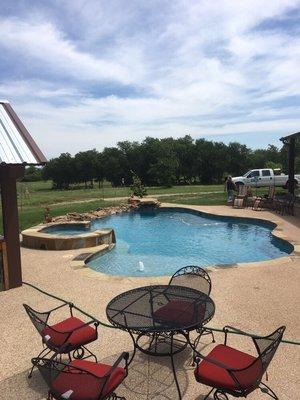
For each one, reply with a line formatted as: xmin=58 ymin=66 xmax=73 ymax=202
xmin=280 ymin=132 xmax=299 ymax=195
xmin=0 ymin=101 xmax=46 ymax=290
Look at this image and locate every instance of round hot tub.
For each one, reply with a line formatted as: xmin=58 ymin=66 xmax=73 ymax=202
xmin=21 ymin=222 xmax=115 ymax=250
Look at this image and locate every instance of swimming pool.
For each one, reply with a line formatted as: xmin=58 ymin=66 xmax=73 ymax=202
xmin=50 ymin=208 xmax=292 ymax=276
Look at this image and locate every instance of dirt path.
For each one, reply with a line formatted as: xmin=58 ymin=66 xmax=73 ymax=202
xmin=49 ymin=191 xmax=223 ymax=206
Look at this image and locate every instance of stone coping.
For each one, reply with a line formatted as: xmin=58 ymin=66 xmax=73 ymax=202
xmin=70 ymin=204 xmax=299 ymax=278
xmin=21 ymin=221 xmax=115 ymax=251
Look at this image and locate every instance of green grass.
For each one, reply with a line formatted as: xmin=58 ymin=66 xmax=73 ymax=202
xmin=158 ymin=192 xmax=227 ymax=205
xmin=1 ymin=199 xmax=122 ymax=234
xmin=16 ymin=180 xmax=223 ymax=207
xmin=159 ymin=187 xmax=291 ymax=206
xmin=0 ymin=180 xmax=291 ymax=234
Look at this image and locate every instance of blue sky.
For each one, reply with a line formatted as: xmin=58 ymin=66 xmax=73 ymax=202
xmin=0 ymin=0 xmax=299 ymax=157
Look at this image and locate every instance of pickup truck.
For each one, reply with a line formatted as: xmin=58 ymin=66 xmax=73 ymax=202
xmin=232 ymin=169 xmax=300 ymax=188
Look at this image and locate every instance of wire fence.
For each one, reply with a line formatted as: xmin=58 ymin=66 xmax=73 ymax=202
xmin=22 ymin=281 xmax=300 ymax=346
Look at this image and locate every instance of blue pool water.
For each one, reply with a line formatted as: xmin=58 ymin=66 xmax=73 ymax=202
xmin=44 ymin=208 xmax=293 ymax=276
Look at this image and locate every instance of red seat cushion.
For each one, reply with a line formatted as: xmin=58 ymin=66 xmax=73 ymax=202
xmin=51 ymin=359 xmax=126 ymax=400
xmin=42 ymin=317 xmax=97 ymax=351
xmin=153 ymin=300 xmax=205 ymax=326
xmin=194 ymin=344 xmax=263 ymax=392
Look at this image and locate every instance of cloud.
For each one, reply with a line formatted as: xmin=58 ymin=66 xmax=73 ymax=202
xmin=0 ymin=18 xmax=142 ymax=85
xmin=0 ymin=0 xmax=299 ymax=156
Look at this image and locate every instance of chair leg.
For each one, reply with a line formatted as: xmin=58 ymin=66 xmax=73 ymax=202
xmin=214 ymin=391 xmax=229 ymax=400
xmin=28 ymin=347 xmax=52 ymax=378
xmin=192 ymin=328 xmax=215 ymax=365
xmin=200 ymin=328 xmax=215 ymax=343
xmin=203 ymin=387 xmax=215 ymax=400
xmin=259 ymin=382 xmax=278 ymax=399
xmin=107 ymin=394 xmax=126 ymax=400
xmin=73 ymin=345 xmax=98 ymax=362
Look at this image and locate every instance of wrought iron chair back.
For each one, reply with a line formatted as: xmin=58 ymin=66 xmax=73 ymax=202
xmin=23 ymin=304 xmax=51 ymax=338
xmin=23 ymin=303 xmax=73 ymax=348
xmin=252 ymin=326 xmax=285 ymax=374
xmin=226 ymin=326 xmax=286 ymax=396
xmin=169 ymin=266 xmax=212 ymax=296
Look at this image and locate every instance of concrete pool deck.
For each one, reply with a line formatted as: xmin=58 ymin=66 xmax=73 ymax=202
xmin=0 ymin=205 xmax=299 ymax=399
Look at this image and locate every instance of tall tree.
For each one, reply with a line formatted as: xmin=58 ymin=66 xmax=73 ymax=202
xmin=42 ymin=153 xmax=76 ymax=189
xmin=227 ymin=142 xmax=252 ymax=176
xmin=102 ymin=147 xmax=128 ymax=187
xmin=74 ymin=149 xmax=99 ymax=188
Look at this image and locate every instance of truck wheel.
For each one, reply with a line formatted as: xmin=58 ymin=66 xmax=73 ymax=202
xmin=235 ymin=182 xmax=244 ymax=187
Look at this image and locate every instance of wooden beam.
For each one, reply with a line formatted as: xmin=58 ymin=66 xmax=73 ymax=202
xmin=0 ymin=165 xmax=24 ymax=288
xmin=1 ymin=241 xmax=10 ymax=290
xmin=288 ymin=137 xmax=295 ymax=195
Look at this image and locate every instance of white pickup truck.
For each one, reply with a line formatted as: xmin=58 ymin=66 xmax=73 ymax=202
xmin=232 ymin=168 xmax=300 ymax=188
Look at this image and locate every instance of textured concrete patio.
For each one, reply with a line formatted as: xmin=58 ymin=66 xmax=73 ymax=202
xmin=0 ymin=205 xmax=299 ymax=399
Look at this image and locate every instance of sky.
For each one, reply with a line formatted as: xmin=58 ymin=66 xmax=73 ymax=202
xmin=0 ymin=0 xmax=299 ymax=158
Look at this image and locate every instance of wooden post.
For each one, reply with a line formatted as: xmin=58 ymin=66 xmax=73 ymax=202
xmin=0 ymin=165 xmax=25 ymax=289
xmin=1 ymin=241 xmax=10 ymax=290
xmin=288 ymin=137 xmax=295 ymax=195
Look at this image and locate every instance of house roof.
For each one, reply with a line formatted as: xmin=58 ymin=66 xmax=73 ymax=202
xmin=0 ymin=101 xmax=47 ymax=165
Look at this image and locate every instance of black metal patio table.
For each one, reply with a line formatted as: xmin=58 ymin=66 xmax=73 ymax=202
xmin=106 ymin=284 xmax=215 ymax=399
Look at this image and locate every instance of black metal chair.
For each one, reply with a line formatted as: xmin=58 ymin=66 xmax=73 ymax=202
xmin=32 ymin=350 xmax=129 ymax=400
xmin=169 ymin=266 xmax=215 ymax=345
xmin=252 ymin=186 xmax=276 ymax=211
xmin=274 ymin=194 xmax=295 ymax=215
xmin=194 ymin=325 xmax=285 ymax=400
xmin=24 ymin=301 xmax=99 ymax=378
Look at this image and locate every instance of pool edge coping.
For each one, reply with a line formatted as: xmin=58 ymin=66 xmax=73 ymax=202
xmin=70 ymin=203 xmax=300 ymax=279
xmin=21 ymin=221 xmax=116 ymax=251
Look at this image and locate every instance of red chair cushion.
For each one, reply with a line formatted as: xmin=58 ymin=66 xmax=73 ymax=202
xmin=153 ymin=300 xmax=205 ymax=326
xmin=194 ymin=344 xmax=263 ymax=392
xmin=51 ymin=359 xmax=126 ymax=400
xmin=42 ymin=317 xmax=97 ymax=351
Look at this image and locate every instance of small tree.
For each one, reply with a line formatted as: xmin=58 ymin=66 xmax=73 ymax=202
xmin=265 ymin=161 xmax=282 ymax=171
xmin=131 ymin=173 xmax=147 ymax=197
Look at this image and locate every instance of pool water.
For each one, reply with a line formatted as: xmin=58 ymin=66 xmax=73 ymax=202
xmin=80 ymin=209 xmax=293 ymax=276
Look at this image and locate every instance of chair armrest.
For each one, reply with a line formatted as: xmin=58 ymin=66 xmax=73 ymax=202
xmin=223 ymin=325 xmax=251 ymax=335
xmin=102 ymin=352 xmax=130 ymax=378
xmin=53 ymin=319 xmax=99 ymax=334
xmin=48 ymin=302 xmax=70 ymax=313
xmin=223 ymin=325 xmax=260 ymax=347
xmin=223 ymin=325 xmax=264 ymax=337
xmin=194 ymin=351 xmax=233 ymax=371
xmin=71 ymin=304 xmax=100 ymax=326
xmin=194 ymin=348 xmax=259 ymax=377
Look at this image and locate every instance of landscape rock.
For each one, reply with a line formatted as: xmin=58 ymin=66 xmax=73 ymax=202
xmin=51 ymin=203 xmax=133 ymax=224
xmin=50 ymin=200 xmax=160 ymax=224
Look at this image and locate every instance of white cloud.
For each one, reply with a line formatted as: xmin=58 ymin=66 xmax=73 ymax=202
xmin=0 ymin=18 xmax=143 ymax=85
xmin=0 ymin=0 xmax=299 ymax=155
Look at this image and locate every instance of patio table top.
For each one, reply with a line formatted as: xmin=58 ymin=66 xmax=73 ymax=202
xmin=106 ymin=284 xmax=215 ymax=334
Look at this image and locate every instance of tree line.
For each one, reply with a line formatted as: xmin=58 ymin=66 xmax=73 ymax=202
xmin=35 ymin=135 xmax=298 ymax=189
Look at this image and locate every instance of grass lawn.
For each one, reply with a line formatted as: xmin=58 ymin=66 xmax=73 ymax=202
xmin=15 ymin=180 xmax=223 ymax=207
xmin=158 ymin=191 xmax=227 ymax=205
xmin=0 ymin=180 xmax=287 ymax=234
xmin=15 ymin=199 xmax=122 ymax=233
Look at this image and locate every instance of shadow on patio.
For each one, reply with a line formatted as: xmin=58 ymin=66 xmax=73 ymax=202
xmin=0 ymin=345 xmax=216 ymax=400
